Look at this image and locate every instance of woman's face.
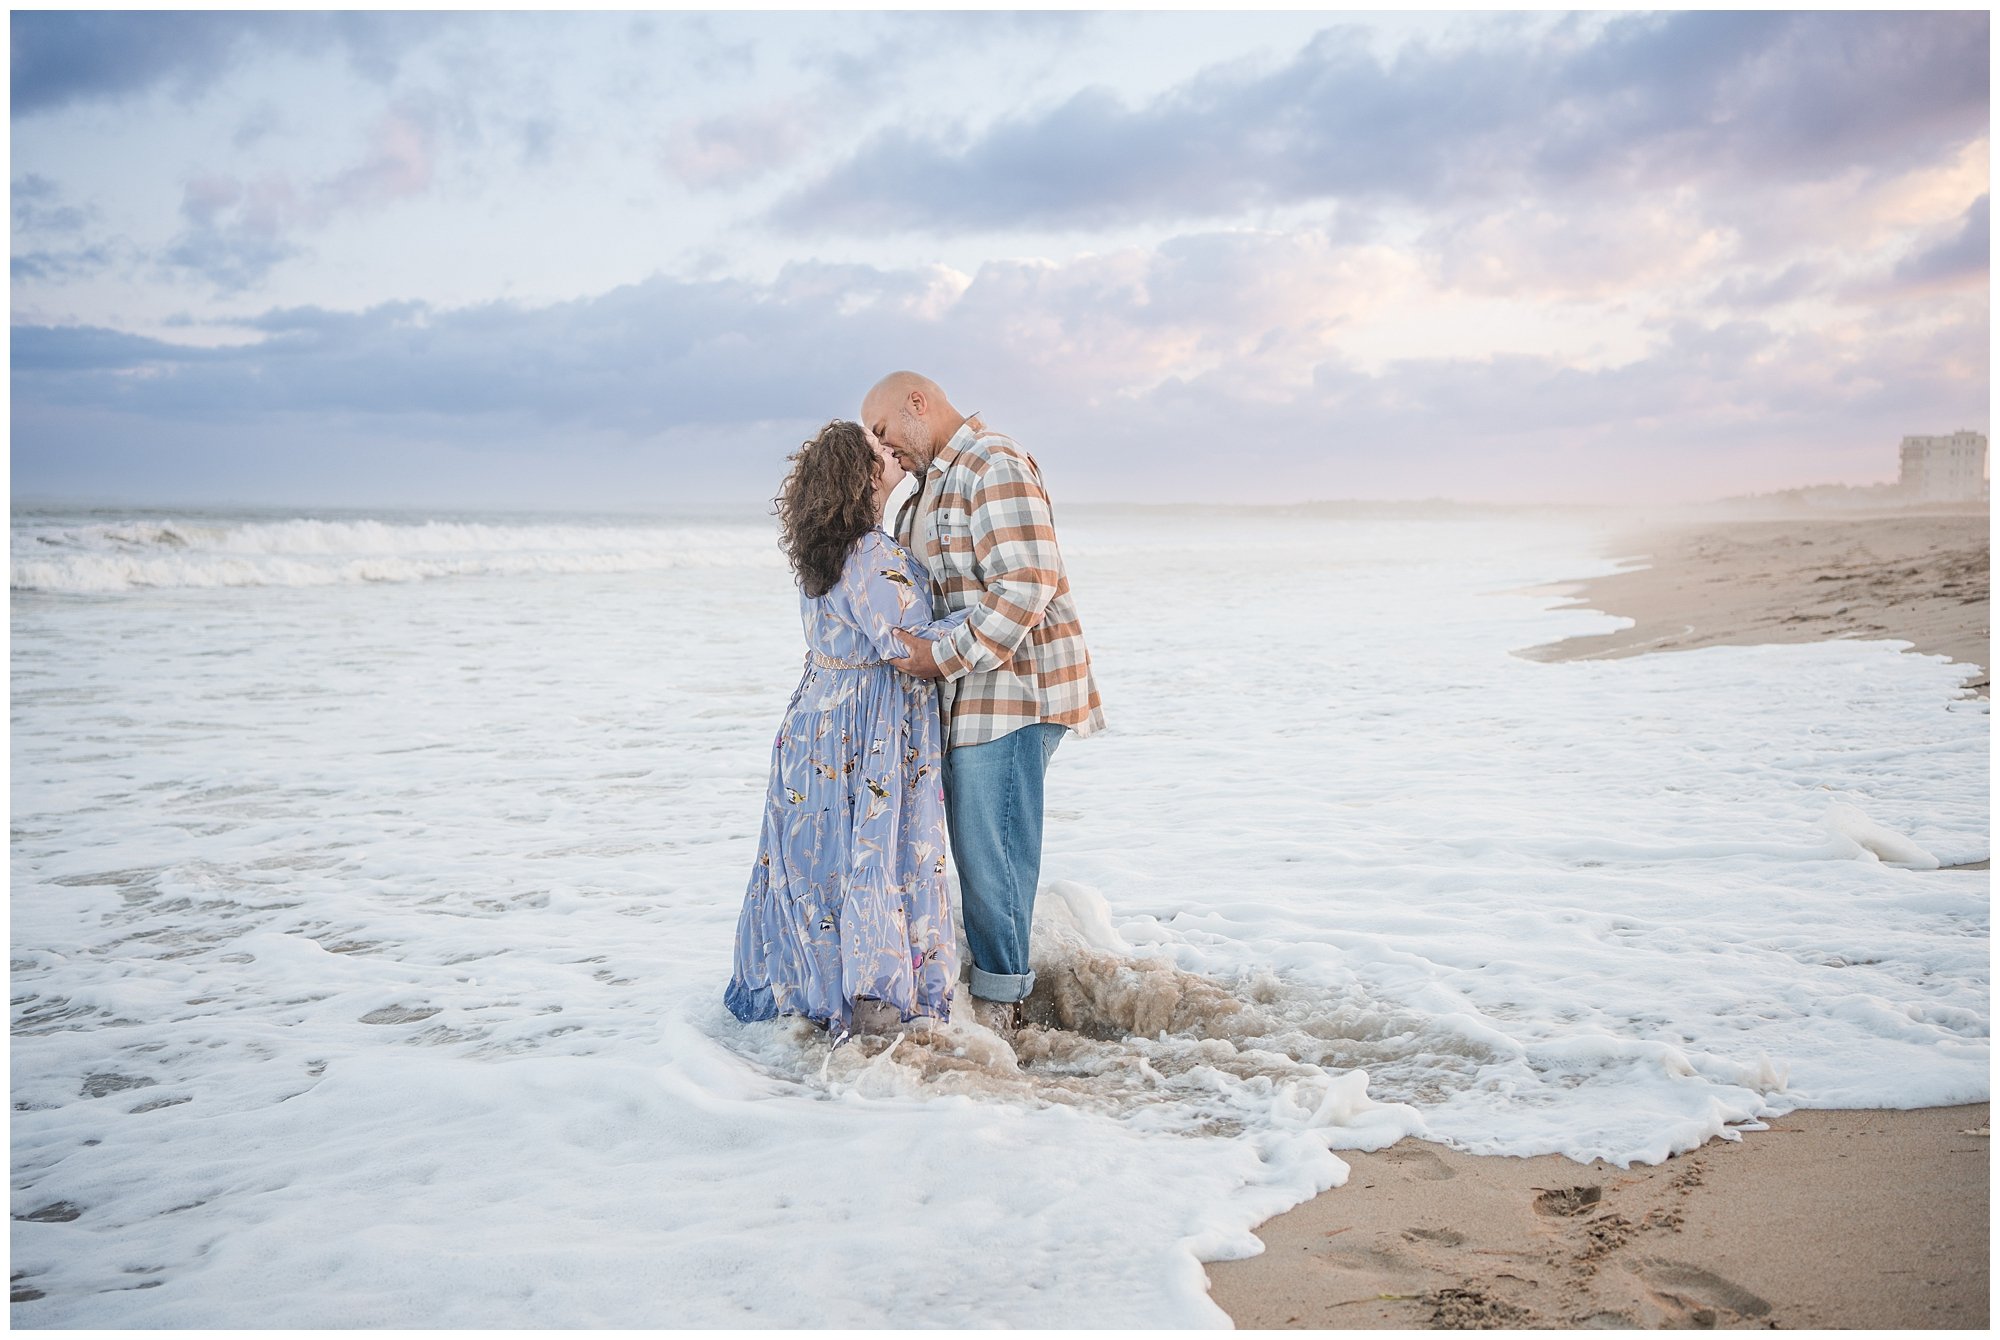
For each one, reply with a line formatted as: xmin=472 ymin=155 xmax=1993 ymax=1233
xmin=867 ymin=430 xmax=907 ymax=498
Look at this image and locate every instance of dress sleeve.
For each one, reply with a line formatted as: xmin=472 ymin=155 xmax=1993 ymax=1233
xmin=846 ymin=531 xmax=971 ymax=662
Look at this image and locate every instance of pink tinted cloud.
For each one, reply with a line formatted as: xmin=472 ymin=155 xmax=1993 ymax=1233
xmin=165 ymin=102 xmax=439 ymax=290
xmin=658 ymin=104 xmax=813 ymax=189
xmin=318 ymin=105 xmax=435 ymax=213
xmin=39 ymin=206 xmax=1989 ymax=504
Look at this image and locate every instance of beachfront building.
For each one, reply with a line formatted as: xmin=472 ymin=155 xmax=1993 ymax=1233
xmin=1898 ymin=430 xmax=1989 ymax=501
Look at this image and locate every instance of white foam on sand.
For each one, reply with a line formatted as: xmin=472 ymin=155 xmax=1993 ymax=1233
xmin=11 ymin=507 xmax=1988 ymax=1326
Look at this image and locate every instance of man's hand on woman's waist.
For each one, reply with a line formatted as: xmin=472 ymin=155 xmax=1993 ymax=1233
xmin=889 ymin=629 xmax=945 ymax=679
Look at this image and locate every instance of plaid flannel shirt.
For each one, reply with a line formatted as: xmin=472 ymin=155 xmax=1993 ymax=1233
xmin=896 ymin=418 xmax=1106 ymax=749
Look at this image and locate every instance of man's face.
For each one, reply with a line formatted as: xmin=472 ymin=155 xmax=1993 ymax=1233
xmin=864 ymin=395 xmax=930 ymax=475
xmin=868 ymin=433 xmax=907 ymax=496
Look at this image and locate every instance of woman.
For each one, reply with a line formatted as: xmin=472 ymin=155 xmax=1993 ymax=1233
xmin=724 ymin=420 xmax=969 ymax=1038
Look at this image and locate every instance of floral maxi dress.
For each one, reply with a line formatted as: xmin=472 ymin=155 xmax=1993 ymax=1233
xmin=725 ymin=529 xmax=969 ymax=1032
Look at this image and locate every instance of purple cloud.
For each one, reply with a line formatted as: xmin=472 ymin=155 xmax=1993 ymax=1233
xmin=1894 ymin=194 xmax=1990 ymax=289
xmin=11 ymin=173 xmax=92 ymax=234
xmin=769 ymin=12 xmax=1988 ymax=235
xmin=659 ymin=104 xmax=816 ymax=190
xmin=14 ymin=237 xmax=1986 ymax=505
xmin=10 ymin=11 xmax=450 ymax=117
xmin=161 ymin=102 xmax=441 ymax=292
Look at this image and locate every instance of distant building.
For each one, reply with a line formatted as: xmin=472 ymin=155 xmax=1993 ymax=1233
xmin=1898 ymin=430 xmax=1989 ymax=501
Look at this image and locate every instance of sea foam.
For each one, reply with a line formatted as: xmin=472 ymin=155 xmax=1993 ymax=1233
xmin=10 ymin=506 xmax=1987 ymax=1326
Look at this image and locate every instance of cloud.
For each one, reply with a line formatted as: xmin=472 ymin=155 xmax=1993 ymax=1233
xmin=1700 ymin=262 xmax=1829 ymax=312
xmin=10 ymin=11 xmax=453 ymax=117
xmin=1893 ymin=194 xmax=1990 ymax=288
xmin=659 ymin=105 xmax=816 ymax=190
xmin=1540 ymin=12 xmax=1989 ymax=197
xmin=12 ymin=11 xmax=255 ymax=115
xmin=161 ymin=102 xmax=441 ymax=292
xmin=811 ymin=11 xmax=1094 ymax=93
xmin=11 ymin=243 xmax=129 ymax=285
xmin=661 ymin=14 xmax=1098 ymax=194
xmin=318 ymin=104 xmax=437 ymax=211
xmin=670 ymin=13 xmax=757 ymax=79
xmin=770 ymin=12 xmax=1989 ymax=235
xmin=232 ymin=101 xmax=286 ymax=151
xmin=1421 ymin=198 xmax=1730 ymax=301
xmin=11 ymin=172 xmax=92 ymax=234
xmin=160 ymin=174 xmax=308 ymax=293
xmin=11 ymin=324 xmax=223 ymax=373
xmin=10 ymin=175 xmax=130 ymax=284
xmin=15 ymin=277 xmax=841 ymax=429
xmin=514 ymin=116 xmax=558 ymax=167
xmin=14 ymin=233 xmax=1985 ymax=505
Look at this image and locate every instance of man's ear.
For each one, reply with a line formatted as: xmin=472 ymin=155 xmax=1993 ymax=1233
xmin=907 ymin=390 xmax=927 ymax=416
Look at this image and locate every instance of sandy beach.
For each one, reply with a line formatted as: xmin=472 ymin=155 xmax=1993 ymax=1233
xmin=1210 ymin=508 xmax=1991 ymax=1329
xmin=1516 ymin=508 xmax=1989 ymax=698
xmin=1209 ymin=1103 xmax=1990 ymax=1329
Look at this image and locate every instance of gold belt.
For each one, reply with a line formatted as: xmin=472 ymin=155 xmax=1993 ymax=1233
xmin=808 ymin=650 xmax=885 ymax=670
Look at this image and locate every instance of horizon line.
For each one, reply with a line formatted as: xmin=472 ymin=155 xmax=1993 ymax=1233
xmin=11 ymin=491 xmax=1985 ymax=518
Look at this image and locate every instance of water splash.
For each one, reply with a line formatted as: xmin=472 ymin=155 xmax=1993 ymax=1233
xmin=754 ymin=883 xmax=1435 ymax=1146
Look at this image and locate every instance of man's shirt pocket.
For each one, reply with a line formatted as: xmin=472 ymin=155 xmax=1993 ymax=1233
xmin=933 ymin=511 xmax=977 ymax=578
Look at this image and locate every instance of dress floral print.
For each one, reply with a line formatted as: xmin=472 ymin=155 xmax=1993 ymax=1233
xmin=725 ymin=529 xmax=969 ymax=1033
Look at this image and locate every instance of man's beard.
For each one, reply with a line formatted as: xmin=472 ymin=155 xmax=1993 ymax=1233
xmin=897 ymin=407 xmax=930 ymax=466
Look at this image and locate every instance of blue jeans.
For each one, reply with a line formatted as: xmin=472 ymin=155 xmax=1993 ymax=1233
xmin=943 ymin=722 xmax=1066 ymax=1003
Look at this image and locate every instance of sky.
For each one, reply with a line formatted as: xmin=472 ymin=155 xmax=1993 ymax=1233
xmin=9 ymin=7 xmax=1992 ymax=509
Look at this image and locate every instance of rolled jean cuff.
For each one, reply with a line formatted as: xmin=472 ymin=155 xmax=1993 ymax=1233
xmin=970 ymin=965 xmax=1036 ymax=1003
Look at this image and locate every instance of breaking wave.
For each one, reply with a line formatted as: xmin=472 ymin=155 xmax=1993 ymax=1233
xmin=11 ymin=515 xmax=782 ymax=593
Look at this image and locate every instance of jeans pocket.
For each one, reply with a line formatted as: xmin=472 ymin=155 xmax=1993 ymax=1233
xmin=1040 ymin=723 xmax=1066 ymax=765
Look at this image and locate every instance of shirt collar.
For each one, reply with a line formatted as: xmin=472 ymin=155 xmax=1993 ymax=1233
xmin=929 ymin=414 xmax=980 ymax=475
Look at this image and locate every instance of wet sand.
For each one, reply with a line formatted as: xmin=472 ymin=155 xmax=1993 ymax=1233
xmin=1208 ymin=1104 xmax=1989 ymax=1329
xmin=1515 ymin=509 xmax=1989 ymax=697
xmin=1209 ymin=509 xmax=1990 ymax=1328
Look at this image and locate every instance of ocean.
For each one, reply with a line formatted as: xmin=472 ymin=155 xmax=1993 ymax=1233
xmin=10 ymin=503 xmax=1988 ymax=1326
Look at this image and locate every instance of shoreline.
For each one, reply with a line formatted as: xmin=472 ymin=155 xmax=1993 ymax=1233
xmin=1208 ymin=1103 xmax=1990 ymax=1329
xmin=1210 ymin=510 xmax=1991 ymax=1328
xmin=1514 ymin=509 xmax=1989 ymax=698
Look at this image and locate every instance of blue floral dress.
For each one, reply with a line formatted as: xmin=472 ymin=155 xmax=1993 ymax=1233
xmin=725 ymin=529 xmax=969 ymax=1033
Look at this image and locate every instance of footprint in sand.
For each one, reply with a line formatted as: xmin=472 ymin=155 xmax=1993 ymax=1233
xmin=1570 ymin=1309 xmax=1641 ymax=1328
xmin=1383 ymin=1146 xmax=1458 ymax=1181
xmin=1403 ymin=1226 xmax=1469 ymax=1247
xmin=1629 ymin=1256 xmax=1772 ymax=1321
xmin=1324 ymin=1239 xmax=1420 ymax=1274
xmin=1533 ymin=1184 xmax=1603 ymax=1217
xmin=1422 ymin=1286 xmax=1536 ymax=1328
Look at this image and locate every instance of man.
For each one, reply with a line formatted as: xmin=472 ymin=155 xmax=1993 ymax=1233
xmin=860 ymin=371 xmax=1105 ymax=1035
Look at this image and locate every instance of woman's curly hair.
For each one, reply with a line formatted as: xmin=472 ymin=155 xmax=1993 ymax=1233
xmin=775 ymin=420 xmax=883 ymax=599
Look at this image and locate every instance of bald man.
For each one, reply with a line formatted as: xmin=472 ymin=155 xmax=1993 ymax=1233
xmin=861 ymin=373 xmax=1105 ymax=1035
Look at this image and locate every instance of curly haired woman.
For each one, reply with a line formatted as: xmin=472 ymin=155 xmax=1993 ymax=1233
xmin=724 ymin=420 xmax=969 ymax=1039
